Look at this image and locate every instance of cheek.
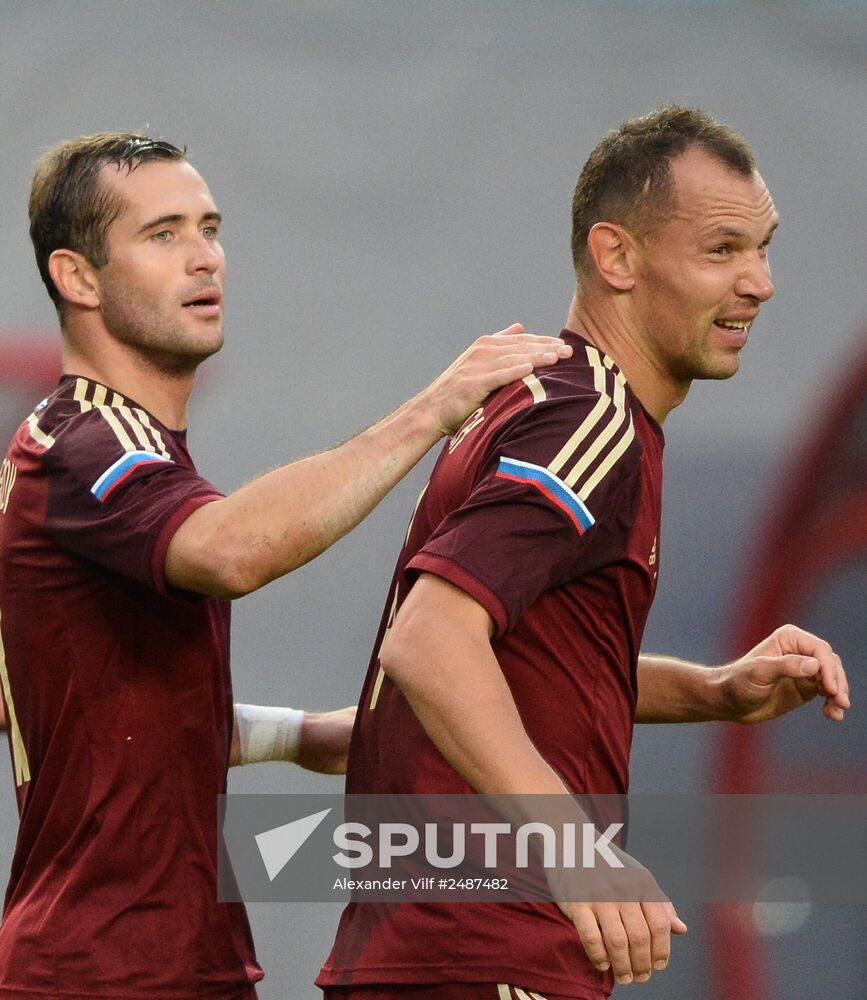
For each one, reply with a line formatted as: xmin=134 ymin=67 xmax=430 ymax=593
xmin=664 ymin=269 xmax=726 ymax=324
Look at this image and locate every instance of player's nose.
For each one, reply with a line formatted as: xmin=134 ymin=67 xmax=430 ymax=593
xmin=187 ymin=235 xmax=222 ymax=275
xmin=735 ymin=254 xmax=774 ymax=303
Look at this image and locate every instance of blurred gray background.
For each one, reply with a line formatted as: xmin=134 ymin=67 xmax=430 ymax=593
xmin=0 ymin=2 xmax=864 ymax=997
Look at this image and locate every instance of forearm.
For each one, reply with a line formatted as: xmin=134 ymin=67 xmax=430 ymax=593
xmin=166 ymin=328 xmax=572 ymax=596
xmin=635 ymin=654 xmax=728 ymax=723
xmin=382 ymin=577 xmax=567 ymax=797
xmin=395 ymin=649 xmax=566 ymax=796
xmin=386 ymin=578 xmax=687 ymax=968
xmin=169 ymin=394 xmax=439 ymax=596
xmin=230 ymin=703 xmax=305 ymax=766
xmin=231 ymin=703 xmax=355 ymax=773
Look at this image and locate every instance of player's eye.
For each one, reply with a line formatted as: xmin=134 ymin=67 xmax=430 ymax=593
xmin=710 ymin=244 xmax=730 ymax=255
xmin=201 ymin=225 xmax=219 ymax=239
xmin=152 ymin=230 xmax=173 ymax=242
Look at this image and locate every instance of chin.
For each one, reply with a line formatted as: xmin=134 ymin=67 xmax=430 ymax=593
xmin=703 ymin=355 xmax=741 ymax=381
xmin=185 ymin=328 xmax=224 ymax=360
xmin=681 ymin=349 xmax=741 ymax=382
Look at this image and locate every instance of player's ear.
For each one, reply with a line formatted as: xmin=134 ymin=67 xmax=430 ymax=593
xmin=586 ymin=223 xmax=636 ymax=292
xmin=48 ymin=249 xmax=101 ymax=310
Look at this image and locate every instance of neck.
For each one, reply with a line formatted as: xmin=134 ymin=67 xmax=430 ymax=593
xmin=564 ymin=291 xmax=689 ymax=424
xmin=61 ymin=331 xmax=196 ymax=431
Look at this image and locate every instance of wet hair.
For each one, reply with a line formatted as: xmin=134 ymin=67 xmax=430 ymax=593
xmin=571 ymin=105 xmax=756 ymax=278
xmin=29 ymin=132 xmax=186 ymax=312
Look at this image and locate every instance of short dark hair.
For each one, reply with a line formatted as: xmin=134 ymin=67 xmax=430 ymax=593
xmin=571 ymin=105 xmax=756 ymax=278
xmin=29 ymin=132 xmax=186 ymax=313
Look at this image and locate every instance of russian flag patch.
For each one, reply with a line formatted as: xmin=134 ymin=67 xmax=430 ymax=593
xmin=91 ymin=451 xmax=172 ymax=502
xmin=495 ymin=456 xmax=595 ymax=533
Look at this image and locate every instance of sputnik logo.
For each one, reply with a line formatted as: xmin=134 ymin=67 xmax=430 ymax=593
xmin=255 ymin=808 xmax=333 ymax=881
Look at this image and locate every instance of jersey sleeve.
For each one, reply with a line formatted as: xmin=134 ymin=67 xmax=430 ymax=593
xmin=43 ymin=408 xmax=223 ymax=596
xmin=408 ymin=391 xmax=643 ymax=636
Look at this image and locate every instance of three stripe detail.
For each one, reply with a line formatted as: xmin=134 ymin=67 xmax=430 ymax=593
xmin=499 ymin=346 xmax=635 ymax=531
xmin=71 ymin=378 xmax=173 ymax=501
xmin=548 ymin=346 xmax=635 ymax=500
xmin=74 ymin=378 xmax=170 ymax=458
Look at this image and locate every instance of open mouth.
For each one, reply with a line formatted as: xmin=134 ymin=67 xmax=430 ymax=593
xmin=712 ymin=317 xmax=754 ymax=345
xmin=182 ymin=289 xmax=222 ymax=315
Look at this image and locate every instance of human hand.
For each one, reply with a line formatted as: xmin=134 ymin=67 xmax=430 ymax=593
xmin=296 ymin=706 xmax=356 ymax=774
xmin=718 ymin=624 xmax=850 ymax=724
xmin=557 ymin=858 xmax=687 ymax=986
xmin=420 ymin=324 xmax=572 ymax=436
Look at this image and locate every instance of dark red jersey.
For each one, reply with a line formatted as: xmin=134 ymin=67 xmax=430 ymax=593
xmin=319 ymin=331 xmax=664 ymax=998
xmin=0 ymin=375 xmax=261 ymax=998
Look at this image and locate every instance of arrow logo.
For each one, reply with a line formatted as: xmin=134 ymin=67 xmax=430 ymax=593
xmin=254 ymin=807 xmax=333 ymax=881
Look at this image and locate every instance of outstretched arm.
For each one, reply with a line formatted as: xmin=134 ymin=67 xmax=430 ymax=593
xmin=230 ymin=703 xmax=355 ymax=774
xmin=382 ymin=573 xmax=686 ymax=987
xmin=166 ymin=327 xmax=571 ymax=598
xmin=636 ymin=625 xmax=849 ymax=724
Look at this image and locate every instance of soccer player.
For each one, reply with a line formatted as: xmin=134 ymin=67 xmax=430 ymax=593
xmin=0 ymin=132 xmax=573 ymax=998
xmin=318 ymin=107 xmax=850 ymax=998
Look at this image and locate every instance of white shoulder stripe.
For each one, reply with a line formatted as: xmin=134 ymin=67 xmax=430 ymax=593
xmin=74 ymin=377 xmax=92 ymax=411
xmin=580 ymin=411 xmax=635 ymax=500
xmin=96 ymin=405 xmax=136 ymax=452
xmin=546 ymin=344 xmax=635 ymax=497
xmin=70 ymin=378 xmax=171 ymax=459
xmin=26 ymin=413 xmax=55 ymax=449
xmin=547 ymin=355 xmax=608 ymax=474
xmin=521 ymin=373 xmax=547 ymax=404
xmin=133 ymin=408 xmax=169 ymax=459
xmin=117 ymin=405 xmax=162 ymax=455
xmin=563 ymin=382 xmax=627 ymax=489
xmin=0 ymin=609 xmax=31 ymax=785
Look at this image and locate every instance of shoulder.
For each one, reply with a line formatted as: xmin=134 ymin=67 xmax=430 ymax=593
xmin=492 ymin=344 xmax=645 ymax=488
xmin=32 ymin=377 xmax=176 ymax=493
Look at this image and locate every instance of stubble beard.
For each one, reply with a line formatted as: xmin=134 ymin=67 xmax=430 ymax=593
xmin=100 ymin=282 xmax=224 ymax=377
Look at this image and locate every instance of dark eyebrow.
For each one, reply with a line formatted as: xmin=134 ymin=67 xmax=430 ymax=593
xmin=136 ymin=211 xmax=222 ymax=236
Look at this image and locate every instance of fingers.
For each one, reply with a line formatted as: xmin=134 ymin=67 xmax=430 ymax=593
xmin=474 ymin=327 xmax=574 ymax=360
xmin=491 ymin=323 xmax=525 ymax=337
xmin=772 ymin=626 xmax=841 ymax=691
xmin=568 ymin=900 xmax=685 ymax=984
xmin=620 ymin=903 xmax=652 ymax=983
xmin=486 ymin=342 xmax=573 ymax=368
xmin=483 ymin=352 xmax=565 ymax=391
xmin=750 ymin=625 xmax=850 ymax=722
xmin=427 ymin=328 xmax=573 ymax=434
xmin=486 ymin=323 xmax=572 ymax=351
xmin=475 ymin=340 xmax=572 ymax=396
xmin=643 ymin=901 xmax=681 ymax=972
xmin=570 ymin=903 xmax=610 ymax=973
xmin=596 ymin=903 xmax=636 ymax=985
xmin=788 ymin=652 xmax=850 ymax=719
xmin=822 ymin=651 xmax=850 ymax=720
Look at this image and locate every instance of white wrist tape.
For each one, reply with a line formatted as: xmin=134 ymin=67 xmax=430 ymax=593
xmin=235 ymin=704 xmax=304 ymax=765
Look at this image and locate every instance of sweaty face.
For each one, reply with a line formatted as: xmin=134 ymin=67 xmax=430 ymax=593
xmin=95 ymin=160 xmax=225 ymax=373
xmin=630 ymin=148 xmax=778 ymax=386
